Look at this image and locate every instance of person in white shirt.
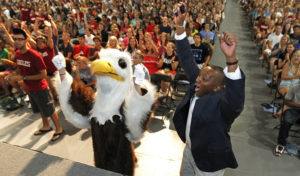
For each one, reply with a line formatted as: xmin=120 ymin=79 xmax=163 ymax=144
xmin=260 ymin=24 xmax=283 ymax=70
xmin=85 ymin=28 xmax=95 ymax=46
xmin=132 ymin=50 xmax=150 ymax=95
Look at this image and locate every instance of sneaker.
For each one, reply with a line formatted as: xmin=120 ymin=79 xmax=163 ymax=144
xmin=274 ymin=145 xmax=285 ymax=156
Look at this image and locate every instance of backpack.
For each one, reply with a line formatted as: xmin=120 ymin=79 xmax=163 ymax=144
xmin=0 ymin=95 xmax=24 ymax=111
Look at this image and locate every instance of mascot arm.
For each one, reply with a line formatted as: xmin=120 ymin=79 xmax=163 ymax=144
xmin=124 ymin=80 xmax=156 ymax=142
xmin=58 ymin=73 xmax=94 ymax=128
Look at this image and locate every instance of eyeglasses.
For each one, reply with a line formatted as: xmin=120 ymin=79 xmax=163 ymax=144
xmin=13 ymin=38 xmax=26 ymax=41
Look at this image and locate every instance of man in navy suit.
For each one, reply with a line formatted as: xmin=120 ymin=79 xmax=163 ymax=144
xmin=173 ymin=2 xmax=245 ymax=176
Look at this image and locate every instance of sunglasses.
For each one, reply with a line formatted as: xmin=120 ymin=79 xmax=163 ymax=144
xmin=14 ymin=38 xmax=26 ymax=41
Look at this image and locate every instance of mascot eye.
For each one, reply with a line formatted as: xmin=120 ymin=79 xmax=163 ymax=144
xmin=118 ymin=58 xmax=127 ymax=69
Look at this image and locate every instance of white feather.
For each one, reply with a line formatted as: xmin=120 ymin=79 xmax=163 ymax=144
xmin=90 ymin=49 xmax=132 ymax=125
xmin=58 ymin=73 xmax=90 ymax=128
xmin=124 ymin=80 xmax=156 ymax=141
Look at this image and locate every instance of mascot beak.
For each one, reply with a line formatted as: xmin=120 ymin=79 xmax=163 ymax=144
xmin=90 ymin=60 xmax=125 ymax=82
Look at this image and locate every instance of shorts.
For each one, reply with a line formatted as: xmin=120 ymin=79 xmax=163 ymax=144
xmin=264 ymin=48 xmax=272 ymax=56
xmin=28 ymin=88 xmax=55 ymax=117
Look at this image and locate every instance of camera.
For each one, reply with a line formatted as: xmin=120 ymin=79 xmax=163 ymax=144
xmin=175 ymin=5 xmax=186 ymax=17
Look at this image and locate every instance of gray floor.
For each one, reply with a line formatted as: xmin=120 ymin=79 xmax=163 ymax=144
xmin=0 ymin=0 xmax=300 ymax=176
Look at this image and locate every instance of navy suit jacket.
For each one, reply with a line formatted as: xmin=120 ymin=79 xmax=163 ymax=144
xmin=173 ymin=37 xmax=245 ymax=172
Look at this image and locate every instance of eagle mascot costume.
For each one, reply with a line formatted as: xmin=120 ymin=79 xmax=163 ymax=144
xmin=57 ymin=49 xmax=156 ymax=176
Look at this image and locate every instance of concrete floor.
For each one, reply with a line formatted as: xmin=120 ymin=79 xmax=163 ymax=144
xmin=0 ymin=0 xmax=300 ymax=176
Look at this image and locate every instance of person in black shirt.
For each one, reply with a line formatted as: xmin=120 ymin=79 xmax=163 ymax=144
xmin=159 ymin=17 xmax=172 ymax=38
xmin=157 ymin=42 xmax=179 ymax=103
xmin=289 ymin=24 xmax=300 ymax=49
xmin=59 ymin=32 xmax=73 ymax=74
xmin=88 ymin=36 xmax=102 ymax=61
xmin=97 ymin=22 xmax=108 ymax=47
xmin=190 ymin=33 xmax=212 ymax=69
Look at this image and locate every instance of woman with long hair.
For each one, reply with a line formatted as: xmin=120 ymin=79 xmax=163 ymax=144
xmin=158 ymin=32 xmax=169 ymax=56
xmin=157 ymin=42 xmax=179 ymax=103
xmin=106 ymin=36 xmax=121 ymax=50
xmin=271 ymin=42 xmax=296 ymax=88
xmin=120 ymin=16 xmax=130 ymax=36
xmin=153 ymin=25 xmax=160 ymax=46
xmin=269 ymin=34 xmax=290 ymax=73
xmin=142 ymin=39 xmax=159 ymax=76
xmin=111 ymin=27 xmax=123 ymax=43
xmin=279 ymin=49 xmax=300 ymax=96
xmin=125 ymin=36 xmax=138 ymax=57
xmin=273 ymin=49 xmax=300 ymax=118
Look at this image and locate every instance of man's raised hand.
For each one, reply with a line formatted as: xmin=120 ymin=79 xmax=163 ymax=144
xmin=173 ymin=2 xmax=186 ymax=27
xmin=219 ymin=32 xmax=237 ymax=60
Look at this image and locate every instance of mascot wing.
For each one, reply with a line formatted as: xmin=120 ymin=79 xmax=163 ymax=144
xmin=58 ymin=72 xmax=95 ymax=128
xmin=124 ymin=80 xmax=156 ymax=142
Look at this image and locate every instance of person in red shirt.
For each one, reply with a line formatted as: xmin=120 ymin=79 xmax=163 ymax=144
xmin=35 ymin=33 xmax=58 ymax=100
xmin=20 ymin=2 xmax=31 ymax=21
xmin=73 ymin=34 xmax=90 ymax=59
xmin=8 ymin=29 xmax=63 ymax=141
xmin=89 ymin=15 xmax=98 ymax=30
xmin=145 ymin=18 xmax=156 ymax=33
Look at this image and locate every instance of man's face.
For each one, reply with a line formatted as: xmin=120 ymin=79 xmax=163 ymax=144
xmin=132 ymin=54 xmax=142 ymax=65
xmin=163 ymin=18 xmax=168 ymax=25
xmin=13 ymin=34 xmax=27 ymax=50
xmin=293 ymin=26 xmax=300 ymax=35
xmin=150 ymin=19 xmax=155 ymax=25
xmin=195 ymin=67 xmax=218 ymax=97
xmin=62 ymin=33 xmax=70 ymax=42
xmin=94 ymin=39 xmax=101 ymax=47
xmin=79 ymin=37 xmax=85 ymax=45
xmin=205 ymin=24 xmax=210 ymax=31
xmin=275 ymin=25 xmax=282 ymax=35
xmin=193 ymin=35 xmax=201 ymax=45
xmin=36 ymin=40 xmax=46 ymax=49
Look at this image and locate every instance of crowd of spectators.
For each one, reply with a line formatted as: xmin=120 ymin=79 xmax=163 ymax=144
xmin=0 ymin=0 xmax=226 ymax=106
xmin=240 ymin=0 xmax=300 ymax=157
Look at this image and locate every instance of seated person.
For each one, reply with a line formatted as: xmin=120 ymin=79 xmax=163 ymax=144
xmin=2 ymin=44 xmax=26 ymax=97
xmin=71 ymin=56 xmax=96 ymax=89
xmin=132 ymin=50 xmax=150 ymax=95
xmin=270 ymin=42 xmax=295 ymax=87
xmin=0 ymin=39 xmax=10 ymax=98
xmin=88 ymin=36 xmax=102 ymax=61
xmin=278 ymin=50 xmax=300 ymax=96
xmin=274 ymin=49 xmax=300 ymax=118
xmin=190 ymin=33 xmax=212 ymax=69
xmin=142 ymin=40 xmax=159 ymax=75
xmin=157 ymin=42 xmax=179 ymax=102
xmin=259 ymin=24 xmax=283 ymax=69
xmin=274 ymin=84 xmax=300 ymax=156
xmin=73 ymin=34 xmax=90 ymax=59
xmin=269 ymin=35 xmax=290 ymax=73
xmin=106 ymin=36 xmax=121 ymax=50
xmin=200 ymin=23 xmax=215 ymax=45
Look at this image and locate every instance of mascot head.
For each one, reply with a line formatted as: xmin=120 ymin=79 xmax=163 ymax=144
xmin=90 ymin=49 xmax=132 ymax=96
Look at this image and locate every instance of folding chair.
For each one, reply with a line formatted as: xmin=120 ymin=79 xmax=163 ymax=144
xmin=173 ymin=68 xmax=190 ymax=100
xmin=151 ymin=72 xmax=176 ymax=120
xmin=270 ymin=73 xmax=284 ymax=117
